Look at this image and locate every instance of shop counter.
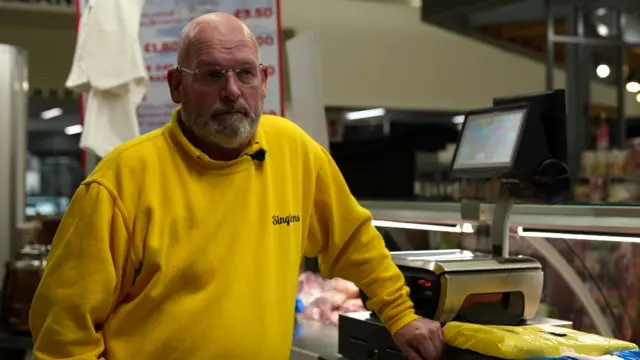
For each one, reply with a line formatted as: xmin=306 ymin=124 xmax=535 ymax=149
xmin=291 ymin=314 xmax=573 ymax=360
xmin=292 ymin=318 xmax=341 ymax=360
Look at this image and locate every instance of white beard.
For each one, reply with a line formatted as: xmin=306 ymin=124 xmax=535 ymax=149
xmin=181 ymin=108 xmax=261 ymax=149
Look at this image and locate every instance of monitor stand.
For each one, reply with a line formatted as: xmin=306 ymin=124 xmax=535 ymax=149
xmin=461 ymin=181 xmax=514 ymax=258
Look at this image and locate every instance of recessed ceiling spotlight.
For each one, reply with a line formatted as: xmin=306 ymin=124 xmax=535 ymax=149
xmin=596 ymin=64 xmax=610 ymax=78
xmin=596 ymin=23 xmax=610 ymax=37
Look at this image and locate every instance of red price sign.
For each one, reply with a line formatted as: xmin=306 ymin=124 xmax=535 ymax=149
xmin=234 ymin=7 xmax=274 ymax=20
xmin=256 ymin=34 xmax=274 ymax=47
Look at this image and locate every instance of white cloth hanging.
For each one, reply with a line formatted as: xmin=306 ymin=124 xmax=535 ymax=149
xmin=66 ymin=0 xmax=148 ymax=157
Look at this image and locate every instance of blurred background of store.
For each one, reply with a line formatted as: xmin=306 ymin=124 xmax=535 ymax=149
xmin=24 ymin=91 xmax=81 ymax=217
xmin=3 ymin=0 xmax=640 ymax=354
xmin=5 ymin=0 xmax=640 ymax=209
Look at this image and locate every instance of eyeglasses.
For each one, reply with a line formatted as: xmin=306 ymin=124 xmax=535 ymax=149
xmin=176 ymin=64 xmax=264 ymax=87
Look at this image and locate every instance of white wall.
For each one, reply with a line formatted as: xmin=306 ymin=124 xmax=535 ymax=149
xmin=281 ymin=0 xmax=640 ymax=115
xmin=0 ymin=7 xmax=75 ymax=92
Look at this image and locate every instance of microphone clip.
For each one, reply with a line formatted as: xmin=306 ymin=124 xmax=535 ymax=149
xmin=248 ymin=148 xmax=266 ymax=162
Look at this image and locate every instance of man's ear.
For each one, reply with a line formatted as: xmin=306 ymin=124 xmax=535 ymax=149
xmin=167 ymin=68 xmax=183 ymax=104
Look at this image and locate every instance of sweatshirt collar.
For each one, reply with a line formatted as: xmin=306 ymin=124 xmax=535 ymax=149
xmin=166 ymin=106 xmax=266 ymax=173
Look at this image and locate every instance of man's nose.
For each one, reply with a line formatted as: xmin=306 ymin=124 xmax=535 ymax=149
xmin=221 ymin=73 xmax=242 ymax=100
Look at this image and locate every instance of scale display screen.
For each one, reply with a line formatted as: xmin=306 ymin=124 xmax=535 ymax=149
xmin=453 ymin=108 xmax=526 ymax=169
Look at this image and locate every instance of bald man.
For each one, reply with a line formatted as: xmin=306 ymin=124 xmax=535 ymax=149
xmin=29 ymin=13 xmax=443 ymax=360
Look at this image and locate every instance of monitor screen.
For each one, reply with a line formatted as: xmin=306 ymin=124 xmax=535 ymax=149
xmin=453 ymin=108 xmax=526 ymax=170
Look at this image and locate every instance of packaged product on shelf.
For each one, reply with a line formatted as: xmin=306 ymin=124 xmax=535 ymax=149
xmin=581 ymin=150 xmax=596 ymax=177
xmin=573 ymin=180 xmax=591 ymax=202
xmin=607 ymin=181 xmax=639 ymax=203
xmin=608 ymin=149 xmax=628 ymax=177
xmin=588 ymin=177 xmax=607 ymax=202
xmin=595 ymin=150 xmax=608 ymax=176
xmin=625 ymin=139 xmax=640 ymax=176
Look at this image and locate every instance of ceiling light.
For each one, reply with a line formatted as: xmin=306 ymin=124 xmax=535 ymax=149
xmin=596 ymin=23 xmax=610 ymax=37
xmin=40 ymin=108 xmax=63 ymax=120
xmin=64 ymin=124 xmax=83 ymax=135
xmin=596 ymin=64 xmax=610 ymax=78
xmin=345 ymin=108 xmax=386 ymax=121
xmin=371 ymin=219 xmax=474 ymax=234
xmin=452 ymin=115 xmax=465 ymax=124
xmin=595 ymin=8 xmax=607 ymax=16
xmin=626 ymin=81 xmax=640 ymax=93
xmin=517 ymin=227 xmax=640 ymax=244
xmin=637 ymin=93 xmax=640 ymax=103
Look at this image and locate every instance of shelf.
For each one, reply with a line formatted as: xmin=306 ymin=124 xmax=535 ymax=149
xmin=361 ymin=201 xmax=640 ymax=234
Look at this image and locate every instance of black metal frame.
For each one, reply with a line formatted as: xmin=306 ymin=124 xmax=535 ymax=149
xmin=551 ymin=0 xmax=640 ymax=12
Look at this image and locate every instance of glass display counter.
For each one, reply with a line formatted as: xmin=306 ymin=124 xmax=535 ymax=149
xmin=362 ymin=200 xmax=640 ymax=343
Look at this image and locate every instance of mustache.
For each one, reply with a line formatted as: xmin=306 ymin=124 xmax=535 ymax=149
xmin=211 ymin=102 xmax=250 ymax=115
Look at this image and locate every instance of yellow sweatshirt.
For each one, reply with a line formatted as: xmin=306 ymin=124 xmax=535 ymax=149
xmin=29 ymin=109 xmax=417 ymax=360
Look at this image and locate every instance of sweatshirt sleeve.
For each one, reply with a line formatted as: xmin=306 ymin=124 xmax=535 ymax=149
xmin=305 ymin=147 xmax=418 ymax=334
xmin=30 ymin=181 xmax=135 ymax=359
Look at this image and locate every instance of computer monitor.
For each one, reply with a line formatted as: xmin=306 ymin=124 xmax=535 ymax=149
xmin=451 ymin=104 xmax=529 ymax=178
xmin=493 ymin=90 xmax=567 ymax=164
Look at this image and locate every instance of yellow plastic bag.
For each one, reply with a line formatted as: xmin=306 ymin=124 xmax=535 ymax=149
xmin=443 ymin=322 xmax=638 ymax=359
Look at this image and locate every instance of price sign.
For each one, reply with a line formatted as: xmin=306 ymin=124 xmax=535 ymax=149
xmin=256 ymin=34 xmax=275 ymax=47
xmin=234 ymin=7 xmax=274 ymax=20
xmin=232 ymin=1 xmax=284 ymax=122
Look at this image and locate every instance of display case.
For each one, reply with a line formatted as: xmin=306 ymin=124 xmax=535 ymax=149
xmin=363 ymin=200 xmax=640 ymax=343
xmin=292 ymin=201 xmax=640 ymax=359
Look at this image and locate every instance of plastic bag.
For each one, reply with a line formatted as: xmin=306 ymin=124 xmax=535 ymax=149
xmin=443 ymin=321 xmax=638 ymax=359
xmin=612 ymin=350 xmax=640 ymax=360
xmin=535 ymin=349 xmax=640 ymax=360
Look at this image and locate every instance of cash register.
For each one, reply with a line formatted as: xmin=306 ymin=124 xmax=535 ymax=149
xmin=338 ymin=90 xmax=572 ymax=360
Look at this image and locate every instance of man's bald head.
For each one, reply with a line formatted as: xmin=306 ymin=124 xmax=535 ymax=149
xmin=177 ymin=12 xmax=259 ymax=67
xmin=167 ymin=12 xmax=268 ymax=155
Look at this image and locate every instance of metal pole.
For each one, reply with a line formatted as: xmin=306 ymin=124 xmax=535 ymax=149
xmin=564 ymin=5 xmax=586 ymax=182
xmin=0 ymin=45 xmax=27 ymax=276
xmin=551 ymin=35 xmax=640 ymax=46
xmin=614 ymin=9 xmax=627 ymax=147
xmin=545 ymin=0 xmax=555 ymax=90
xmin=576 ymin=5 xmax=592 ymax=151
xmin=491 ymin=183 xmax=513 ymax=258
xmin=576 ymin=4 xmax=584 ymax=38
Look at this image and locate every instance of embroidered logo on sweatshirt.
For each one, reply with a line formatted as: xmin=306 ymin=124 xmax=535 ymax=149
xmin=272 ymin=214 xmax=301 ymax=226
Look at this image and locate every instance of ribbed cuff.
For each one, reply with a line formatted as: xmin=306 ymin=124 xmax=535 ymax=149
xmin=386 ymin=309 xmax=420 ymax=335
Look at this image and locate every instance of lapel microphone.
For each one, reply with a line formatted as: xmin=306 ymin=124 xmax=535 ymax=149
xmin=247 ymin=148 xmax=266 ymax=162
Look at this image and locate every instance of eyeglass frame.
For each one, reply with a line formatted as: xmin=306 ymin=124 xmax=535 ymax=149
xmin=175 ymin=64 xmax=266 ymax=87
